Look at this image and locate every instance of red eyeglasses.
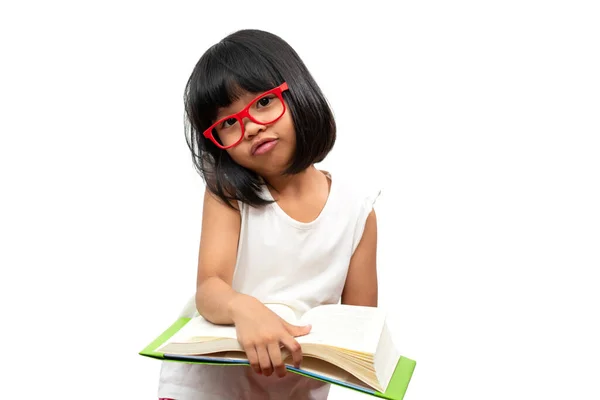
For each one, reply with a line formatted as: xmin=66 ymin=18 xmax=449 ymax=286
xmin=203 ymin=82 xmax=289 ymax=149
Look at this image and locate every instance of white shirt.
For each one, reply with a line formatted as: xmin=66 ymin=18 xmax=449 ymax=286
xmin=158 ymin=172 xmax=380 ymax=400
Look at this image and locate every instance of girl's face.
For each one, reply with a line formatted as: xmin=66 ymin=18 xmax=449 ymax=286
xmin=214 ymin=89 xmax=296 ymax=177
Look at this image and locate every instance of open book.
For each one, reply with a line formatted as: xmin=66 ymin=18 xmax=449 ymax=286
xmin=140 ymin=303 xmax=416 ymax=399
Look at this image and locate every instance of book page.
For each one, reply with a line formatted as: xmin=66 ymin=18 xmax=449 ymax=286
xmin=163 ymin=303 xmax=298 ymax=345
xmin=290 ymin=356 xmax=372 ymax=391
xmin=373 ymin=322 xmax=401 ymax=391
xmin=297 ymin=304 xmax=386 ymax=354
xmin=264 ymin=303 xmax=299 ymax=324
xmin=166 ymin=316 xmax=237 ymax=344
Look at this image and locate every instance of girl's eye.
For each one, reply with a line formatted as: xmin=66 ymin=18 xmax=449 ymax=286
xmin=221 ymin=117 xmax=237 ymax=129
xmin=257 ymin=96 xmax=272 ymax=107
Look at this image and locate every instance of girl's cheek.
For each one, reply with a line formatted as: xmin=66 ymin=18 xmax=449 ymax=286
xmin=228 ymin=150 xmax=251 ymax=167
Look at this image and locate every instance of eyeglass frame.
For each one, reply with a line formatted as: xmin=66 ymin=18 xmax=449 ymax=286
xmin=202 ymin=82 xmax=290 ymax=149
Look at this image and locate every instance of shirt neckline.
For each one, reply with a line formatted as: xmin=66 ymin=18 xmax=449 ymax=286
xmin=263 ymin=171 xmax=334 ymax=230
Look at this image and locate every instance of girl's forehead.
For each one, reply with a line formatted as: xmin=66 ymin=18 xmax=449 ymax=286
xmin=215 ymin=89 xmax=261 ymax=118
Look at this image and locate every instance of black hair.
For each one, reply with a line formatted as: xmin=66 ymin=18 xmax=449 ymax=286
xmin=184 ymin=29 xmax=336 ymax=207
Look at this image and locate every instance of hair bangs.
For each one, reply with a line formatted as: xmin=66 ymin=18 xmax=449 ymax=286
xmin=217 ymin=39 xmax=282 ymax=94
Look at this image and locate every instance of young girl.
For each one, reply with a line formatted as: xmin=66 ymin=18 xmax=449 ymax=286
xmin=158 ymin=29 xmax=380 ymax=400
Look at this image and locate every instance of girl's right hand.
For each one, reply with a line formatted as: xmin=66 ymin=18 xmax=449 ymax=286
xmin=229 ymin=295 xmax=311 ymax=378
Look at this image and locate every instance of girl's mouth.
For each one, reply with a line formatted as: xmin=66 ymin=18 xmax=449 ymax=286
xmin=252 ymin=139 xmax=278 ymax=155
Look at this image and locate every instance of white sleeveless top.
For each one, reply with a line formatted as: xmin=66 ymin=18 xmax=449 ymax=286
xmin=158 ymin=172 xmax=380 ymax=400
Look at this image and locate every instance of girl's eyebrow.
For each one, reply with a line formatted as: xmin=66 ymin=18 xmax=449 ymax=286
xmin=215 ymin=93 xmax=254 ymax=120
xmin=215 ymin=107 xmax=232 ymax=120
xmin=215 ymin=102 xmax=238 ymax=120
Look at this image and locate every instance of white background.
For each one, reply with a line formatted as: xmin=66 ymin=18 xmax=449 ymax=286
xmin=1 ymin=1 xmax=599 ymax=399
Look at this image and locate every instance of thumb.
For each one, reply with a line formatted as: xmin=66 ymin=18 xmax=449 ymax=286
xmin=284 ymin=321 xmax=312 ymax=337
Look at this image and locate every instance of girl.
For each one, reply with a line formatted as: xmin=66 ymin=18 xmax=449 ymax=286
xmin=158 ymin=29 xmax=381 ymax=400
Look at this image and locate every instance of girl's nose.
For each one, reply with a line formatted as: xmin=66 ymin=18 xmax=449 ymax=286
xmin=243 ymin=119 xmax=266 ymax=140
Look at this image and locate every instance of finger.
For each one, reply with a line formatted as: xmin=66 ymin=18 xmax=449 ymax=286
xmin=284 ymin=321 xmax=312 ymax=338
xmin=280 ymin=335 xmax=303 ymax=368
xmin=267 ymin=342 xmax=286 ymax=378
xmin=256 ymin=345 xmax=273 ymax=376
xmin=245 ymin=345 xmax=261 ymax=374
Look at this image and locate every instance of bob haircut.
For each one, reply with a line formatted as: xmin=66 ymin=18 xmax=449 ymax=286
xmin=184 ymin=29 xmax=336 ymax=208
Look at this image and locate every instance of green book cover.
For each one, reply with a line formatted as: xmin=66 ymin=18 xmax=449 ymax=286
xmin=140 ymin=317 xmax=416 ymax=400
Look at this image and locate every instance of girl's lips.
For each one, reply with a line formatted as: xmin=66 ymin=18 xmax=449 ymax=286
xmin=252 ymin=139 xmax=278 ymax=155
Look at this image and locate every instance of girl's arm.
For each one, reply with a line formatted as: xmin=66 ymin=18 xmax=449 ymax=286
xmin=195 ymin=190 xmax=309 ymax=377
xmin=194 ymin=190 xmax=243 ymax=324
xmin=341 ymin=210 xmax=378 ymax=306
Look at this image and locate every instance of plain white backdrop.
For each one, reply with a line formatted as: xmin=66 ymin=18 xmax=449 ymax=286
xmin=1 ymin=1 xmax=599 ymax=399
